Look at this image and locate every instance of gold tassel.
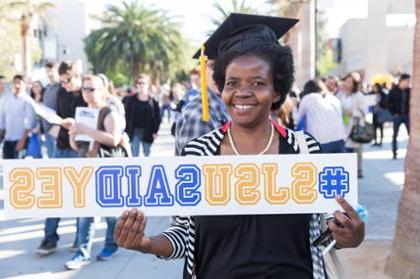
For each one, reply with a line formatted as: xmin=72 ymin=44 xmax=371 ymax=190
xmin=200 ymin=44 xmax=209 ymax=122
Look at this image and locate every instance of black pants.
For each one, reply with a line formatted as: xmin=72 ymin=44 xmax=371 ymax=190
xmin=372 ymin=113 xmax=384 ymax=144
xmin=3 ymin=141 xmax=19 ymax=159
xmin=392 ymin=115 xmax=410 ymax=154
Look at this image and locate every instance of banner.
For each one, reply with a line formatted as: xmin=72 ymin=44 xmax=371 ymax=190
xmin=3 ymin=153 xmax=357 ymax=218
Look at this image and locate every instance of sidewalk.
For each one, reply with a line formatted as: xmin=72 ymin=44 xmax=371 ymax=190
xmin=0 ymin=121 xmax=408 ymax=278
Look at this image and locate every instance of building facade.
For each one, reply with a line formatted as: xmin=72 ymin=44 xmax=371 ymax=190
xmin=334 ymin=0 xmax=414 ymax=80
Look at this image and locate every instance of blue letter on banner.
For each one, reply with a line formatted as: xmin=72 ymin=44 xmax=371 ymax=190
xmin=125 ymin=166 xmax=142 ymax=207
xmin=96 ymin=166 xmax=124 ymax=207
xmin=175 ymin=165 xmax=201 ymax=206
xmin=144 ymin=165 xmax=174 ymax=206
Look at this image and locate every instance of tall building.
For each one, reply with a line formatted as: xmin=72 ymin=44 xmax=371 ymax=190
xmin=48 ymin=0 xmax=90 ymax=72
xmin=334 ymin=0 xmax=414 ymax=80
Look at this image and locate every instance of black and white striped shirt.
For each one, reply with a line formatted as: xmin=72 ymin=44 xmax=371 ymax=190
xmin=162 ymin=122 xmax=327 ymax=279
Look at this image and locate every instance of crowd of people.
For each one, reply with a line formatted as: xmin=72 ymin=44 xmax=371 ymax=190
xmin=0 ymin=16 xmax=410 ymax=275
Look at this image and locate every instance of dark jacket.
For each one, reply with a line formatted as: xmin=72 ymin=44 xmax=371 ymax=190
xmin=56 ymin=88 xmax=87 ymax=149
xmin=125 ymin=95 xmax=161 ymax=143
xmin=387 ymin=86 xmax=410 ymax=116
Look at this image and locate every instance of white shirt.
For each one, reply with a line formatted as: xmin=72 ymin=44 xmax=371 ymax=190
xmin=297 ymin=92 xmax=346 ymax=144
xmin=0 ymin=92 xmax=37 ymax=141
xmin=337 ymin=91 xmax=367 ymax=148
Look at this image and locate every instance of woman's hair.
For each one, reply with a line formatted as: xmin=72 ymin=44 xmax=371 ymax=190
xmin=341 ymin=72 xmax=361 ymax=93
xmin=136 ymin=74 xmax=151 ymax=83
xmin=213 ymin=44 xmax=295 ymax=108
xmin=30 ymin=80 xmax=44 ymax=101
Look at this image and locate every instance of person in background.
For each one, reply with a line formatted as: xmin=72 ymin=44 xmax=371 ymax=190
xmin=0 ymin=75 xmax=11 ymax=115
xmin=325 ymin=75 xmax=339 ymax=95
xmin=98 ymin=73 xmax=131 ymax=157
xmin=387 ymin=73 xmax=410 ymax=159
xmin=0 ymin=75 xmax=36 ymax=159
xmin=370 ymin=83 xmax=387 ymax=146
xmin=297 ymin=79 xmax=346 ymax=153
xmin=125 ymin=74 xmax=161 ymax=157
xmin=27 ymin=80 xmax=45 ymax=158
xmin=174 ymin=59 xmax=230 ymax=155
xmin=42 ymin=62 xmax=61 ymax=158
xmin=272 ymin=93 xmax=295 ymax=129
xmin=160 ymin=88 xmax=173 ymax=123
xmin=337 ymin=73 xmax=366 ymax=178
xmin=182 ymin=67 xmax=201 ymax=105
xmin=36 ymin=61 xmax=86 ymax=256
xmin=64 ymin=75 xmax=127 ymax=269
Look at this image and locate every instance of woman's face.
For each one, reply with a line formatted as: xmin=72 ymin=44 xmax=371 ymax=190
xmin=82 ymin=79 xmax=104 ymax=106
xmin=343 ymin=77 xmax=354 ymax=92
xmin=136 ymin=77 xmax=150 ymax=95
xmin=32 ymin=82 xmax=42 ymax=95
xmin=222 ymin=55 xmax=277 ymax=128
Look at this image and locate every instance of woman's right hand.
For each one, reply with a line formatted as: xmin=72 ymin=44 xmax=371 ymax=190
xmin=114 ymin=209 xmax=151 ymax=252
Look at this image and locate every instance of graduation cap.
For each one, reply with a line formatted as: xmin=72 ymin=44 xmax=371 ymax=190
xmin=194 ymin=13 xmax=299 ymax=122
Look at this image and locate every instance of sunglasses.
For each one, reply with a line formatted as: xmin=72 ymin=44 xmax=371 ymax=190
xmin=82 ymin=87 xmax=97 ymax=93
xmin=61 ymin=78 xmax=72 ymax=85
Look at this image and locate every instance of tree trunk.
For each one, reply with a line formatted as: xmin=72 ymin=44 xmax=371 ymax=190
xmin=21 ymin=14 xmax=32 ymax=77
xmin=132 ymin=57 xmax=141 ymax=82
xmin=385 ymin=0 xmax=420 ymax=277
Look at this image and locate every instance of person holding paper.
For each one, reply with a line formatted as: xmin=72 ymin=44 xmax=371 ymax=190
xmin=64 ymin=75 xmax=127 ymax=269
xmin=114 ymin=14 xmax=365 ymax=279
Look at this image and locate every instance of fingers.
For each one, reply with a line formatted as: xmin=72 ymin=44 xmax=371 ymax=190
xmin=124 ymin=211 xmax=145 ymax=247
xmin=119 ymin=209 xmax=138 ymax=246
xmin=114 ymin=210 xmax=129 ymax=245
xmin=335 ymin=196 xmax=360 ymax=221
xmin=115 ymin=210 xmax=129 ymax=238
xmin=333 ymin=211 xmax=353 ymax=229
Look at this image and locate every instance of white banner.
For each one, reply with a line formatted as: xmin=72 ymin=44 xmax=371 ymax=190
xmin=3 ymin=153 xmax=357 ymax=218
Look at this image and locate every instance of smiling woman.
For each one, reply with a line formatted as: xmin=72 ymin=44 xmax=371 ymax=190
xmin=114 ymin=13 xmax=365 ymax=279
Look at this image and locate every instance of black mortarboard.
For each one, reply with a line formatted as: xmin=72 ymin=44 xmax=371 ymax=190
xmin=193 ymin=13 xmax=299 ymax=59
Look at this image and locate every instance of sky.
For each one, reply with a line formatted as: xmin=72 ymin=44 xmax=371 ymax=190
xmin=86 ymin=0 xmax=369 ymax=46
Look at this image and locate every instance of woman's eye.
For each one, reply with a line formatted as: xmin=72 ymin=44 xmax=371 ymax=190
xmin=226 ymin=81 xmax=236 ymax=87
xmin=253 ymin=81 xmax=264 ymax=87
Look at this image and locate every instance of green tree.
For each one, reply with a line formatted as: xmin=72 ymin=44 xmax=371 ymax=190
xmin=316 ymin=10 xmax=336 ymax=77
xmin=211 ymin=0 xmax=255 ymax=28
xmin=0 ymin=0 xmax=54 ymax=76
xmin=84 ymin=0 xmax=189 ymax=83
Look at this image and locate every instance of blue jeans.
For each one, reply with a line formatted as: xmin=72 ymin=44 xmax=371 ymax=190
xmin=43 ymin=147 xmax=79 ymax=243
xmin=45 ymin=134 xmax=56 ymax=158
xmin=75 ymin=217 xmax=118 ymax=259
xmin=392 ymin=115 xmax=410 ymax=154
xmin=321 ymin=140 xmax=345 ymax=154
xmin=131 ymin=128 xmax=152 ymax=157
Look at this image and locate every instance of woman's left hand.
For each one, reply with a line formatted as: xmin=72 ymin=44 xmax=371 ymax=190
xmin=328 ymin=196 xmax=365 ymax=248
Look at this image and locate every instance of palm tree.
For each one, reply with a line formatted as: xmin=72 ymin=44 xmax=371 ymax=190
xmin=84 ymin=0 xmax=188 ymax=82
xmin=0 ymin=0 xmax=54 ymax=76
xmin=385 ymin=0 xmax=420 ymax=277
xmin=211 ymin=0 xmax=255 ymax=28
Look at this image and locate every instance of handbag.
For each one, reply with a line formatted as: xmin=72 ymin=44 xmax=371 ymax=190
xmin=26 ymin=134 xmax=42 ymax=158
xmin=349 ymin=118 xmax=374 ymax=144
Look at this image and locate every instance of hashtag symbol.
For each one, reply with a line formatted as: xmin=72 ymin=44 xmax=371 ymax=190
xmin=318 ymin=167 xmax=350 ymax=199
